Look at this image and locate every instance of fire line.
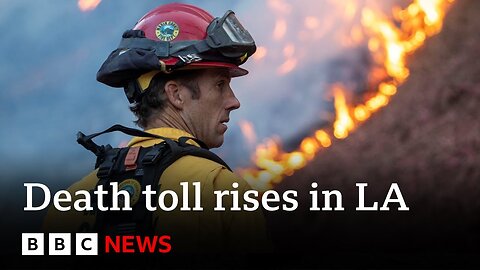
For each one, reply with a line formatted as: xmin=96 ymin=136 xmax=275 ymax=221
xmin=238 ymin=0 xmax=455 ymax=191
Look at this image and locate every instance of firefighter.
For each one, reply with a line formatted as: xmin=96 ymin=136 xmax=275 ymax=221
xmin=43 ymin=3 xmax=270 ymax=254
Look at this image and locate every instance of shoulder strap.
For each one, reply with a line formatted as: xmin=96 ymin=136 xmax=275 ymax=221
xmin=136 ymin=138 xmax=231 ymax=234
xmin=77 ymin=124 xmax=209 ymax=157
xmin=170 ymin=138 xmax=231 ymax=171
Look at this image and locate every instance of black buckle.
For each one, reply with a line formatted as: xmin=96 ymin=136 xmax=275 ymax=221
xmin=142 ymin=142 xmax=168 ymax=165
xmin=96 ymin=148 xmax=121 ymax=178
xmin=77 ymin=131 xmax=109 ymax=157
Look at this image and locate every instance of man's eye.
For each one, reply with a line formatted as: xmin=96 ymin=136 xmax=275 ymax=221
xmin=217 ymin=81 xmax=225 ymax=88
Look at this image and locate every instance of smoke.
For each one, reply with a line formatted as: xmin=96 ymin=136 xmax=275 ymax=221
xmin=218 ymin=0 xmax=399 ymax=167
xmin=1 ymin=0 xmax=401 ymax=185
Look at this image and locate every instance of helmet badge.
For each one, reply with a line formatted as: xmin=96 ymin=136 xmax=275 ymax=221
xmin=155 ymin=21 xmax=180 ymax=41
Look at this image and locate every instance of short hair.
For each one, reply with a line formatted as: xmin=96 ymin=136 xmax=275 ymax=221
xmin=130 ymin=69 xmax=205 ymax=128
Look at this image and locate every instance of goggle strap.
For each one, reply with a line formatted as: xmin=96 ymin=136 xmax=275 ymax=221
xmin=118 ymin=36 xmax=223 ymax=63
xmin=118 ymin=37 xmax=170 ymax=58
xmin=115 ymin=35 xmax=251 ymax=74
xmin=192 ymin=41 xmax=211 ymax=54
xmin=118 ymin=36 xmax=213 ymax=60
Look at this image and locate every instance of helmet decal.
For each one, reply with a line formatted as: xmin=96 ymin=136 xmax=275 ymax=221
xmin=155 ymin=21 xmax=180 ymax=41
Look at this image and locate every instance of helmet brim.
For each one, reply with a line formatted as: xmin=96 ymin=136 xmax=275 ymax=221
xmin=180 ymin=62 xmax=249 ymax=77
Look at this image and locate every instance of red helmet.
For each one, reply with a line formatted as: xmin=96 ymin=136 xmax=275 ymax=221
xmin=97 ymin=3 xmax=256 ymax=103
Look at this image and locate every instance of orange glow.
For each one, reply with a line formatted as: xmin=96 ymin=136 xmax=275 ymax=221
xmin=333 ymin=85 xmax=354 ymax=139
xmin=379 ymin=82 xmax=397 ymax=96
xmin=344 ymin=1 xmax=357 ymax=19
xmin=353 ymin=105 xmax=371 ymax=122
xmin=350 ymin=26 xmax=364 ymax=44
xmin=278 ymin=44 xmax=297 ymax=74
xmin=78 ymin=0 xmax=101 ymax=12
xmin=315 ymin=130 xmax=332 ymax=148
xmin=253 ymin=46 xmax=267 ymax=60
xmin=277 ymin=58 xmax=297 ymax=75
xmin=304 ymin=16 xmax=320 ymax=29
xmin=267 ymin=0 xmax=291 ymax=14
xmin=239 ymin=120 xmax=257 ymax=146
xmin=368 ymin=38 xmax=381 ymax=52
xmin=300 ymin=137 xmax=320 ymax=160
xmin=238 ymin=0 xmax=454 ymax=191
xmin=273 ymin=19 xmax=287 ymax=40
xmin=283 ymin=44 xmax=295 ymax=57
xmin=366 ymin=93 xmax=389 ymax=112
xmin=418 ymin=0 xmax=441 ymax=25
xmin=286 ymin=152 xmax=307 ymax=170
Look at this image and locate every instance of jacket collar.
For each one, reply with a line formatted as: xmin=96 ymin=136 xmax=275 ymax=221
xmin=127 ymin=127 xmax=200 ymax=147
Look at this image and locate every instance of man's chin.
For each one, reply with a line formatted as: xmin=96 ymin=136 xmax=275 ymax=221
xmin=206 ymin=136 xmax=224 ymax=149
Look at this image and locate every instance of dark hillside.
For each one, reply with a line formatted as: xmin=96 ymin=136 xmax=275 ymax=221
xmin=269 ymin=0 xmax=480 ymax=267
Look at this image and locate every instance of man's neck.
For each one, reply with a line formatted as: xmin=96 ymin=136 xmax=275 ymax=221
xmin=145 ymin=106 xmax=194 ymax=136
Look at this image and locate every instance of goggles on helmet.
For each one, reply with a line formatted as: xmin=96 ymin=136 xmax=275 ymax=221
xmin=97 ymin=10 xmax=256 ymax=102
xmin=205 ymin=10 xmax=256 ymax=59
xmin=107 ymin=10 xmax=256 ymax=73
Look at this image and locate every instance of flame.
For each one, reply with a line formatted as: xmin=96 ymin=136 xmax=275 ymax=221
xmin=332 ymin=85 xmax=354 ymax=139
xmin=238 ymin=0 xmax=455 ymax=191
xmin=78 ymin=0 xmax=101 ymax=12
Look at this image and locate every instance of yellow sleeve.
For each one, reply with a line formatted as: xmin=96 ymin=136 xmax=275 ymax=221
xmin=42 ymin=170 xmax=98 ymax=233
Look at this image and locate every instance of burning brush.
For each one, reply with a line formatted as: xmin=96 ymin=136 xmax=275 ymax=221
xmin=238 ymin=0 xmax=455 ymax=191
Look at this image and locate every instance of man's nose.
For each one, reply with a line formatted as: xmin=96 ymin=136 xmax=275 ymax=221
xmin=226 ymin=89 xmax=241 ymax=111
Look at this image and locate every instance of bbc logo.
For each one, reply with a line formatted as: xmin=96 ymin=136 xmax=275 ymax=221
xmin=22 ymin=233 xmax=98 ymax=255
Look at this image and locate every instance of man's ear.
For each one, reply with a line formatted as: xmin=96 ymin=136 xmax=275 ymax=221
xmin=164 ymin=80 xmax=185 ymax=110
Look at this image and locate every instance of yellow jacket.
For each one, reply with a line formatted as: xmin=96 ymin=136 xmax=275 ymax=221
xmin=43 ymin=127 xmax=271 ymax=253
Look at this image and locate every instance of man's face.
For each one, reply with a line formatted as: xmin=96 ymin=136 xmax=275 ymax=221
xmin=180 ymin=68 xmax=241 ymax=148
